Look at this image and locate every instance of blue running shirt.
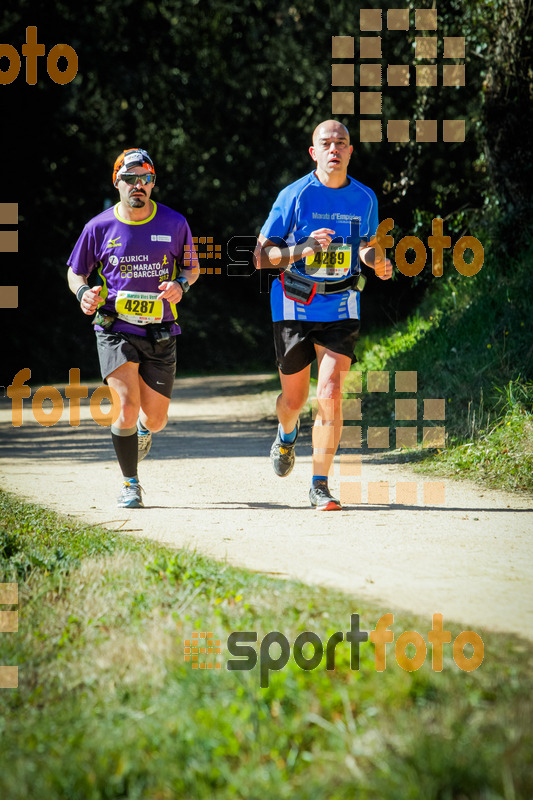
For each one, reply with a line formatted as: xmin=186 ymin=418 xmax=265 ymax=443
xmin=260 ymin=171 xmax=379 ymax=322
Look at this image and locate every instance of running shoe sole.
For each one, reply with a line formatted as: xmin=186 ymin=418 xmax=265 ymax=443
xmin=312 ymin=499 xmax=342 ymax=511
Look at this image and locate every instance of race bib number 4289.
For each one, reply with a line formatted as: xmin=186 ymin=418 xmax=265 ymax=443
xmin=305 ymin=244 xmax=352 ymax=278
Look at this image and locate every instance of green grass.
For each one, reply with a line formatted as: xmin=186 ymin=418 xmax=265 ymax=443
xmin=347 ymin=236 xmax=533 ymax=492
xmin=1 ymin=490 xmax=532 ymax=799
xmin=420 ymin=386 xmax=533 ymax=490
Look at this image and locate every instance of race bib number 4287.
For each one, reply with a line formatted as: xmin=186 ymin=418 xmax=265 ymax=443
xmin=115 ymin=291 xmax=163 ymax=325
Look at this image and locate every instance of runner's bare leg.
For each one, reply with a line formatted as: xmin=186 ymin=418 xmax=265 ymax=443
xmin=312 ymin=346 xmax=352 ymax=477
xmin=276 ymin=365 xmax=311 ymax=434
xmin=139 ymin=375 xmax=171 ymax=432
xmin=106 ymin=361 xmax=141 ymax=429
xmin=106 ymin=364 xmax=170 ymax=433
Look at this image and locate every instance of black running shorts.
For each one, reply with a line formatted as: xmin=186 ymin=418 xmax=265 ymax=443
xmin=273 ymin=319 xmax=360 ymax=375
xmin=95 ymin=330 xmax=177 ymax=398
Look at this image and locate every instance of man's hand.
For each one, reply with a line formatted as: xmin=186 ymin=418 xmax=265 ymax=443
xmin=359 ymin=244 xmax=393 ymax=280
xmin=157 ymin=280 xmax=184 ymax=303
xmin=80 ymin=285 xmax=104 ymax=315
xmin=301 ymin=228 xmax=336 ymax=259
xmin=374 ymin=257 xmax=393 ymax=280
xmin=310 ymin=227 xmax=336 ymax=250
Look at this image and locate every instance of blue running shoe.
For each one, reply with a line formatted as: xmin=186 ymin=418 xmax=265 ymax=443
xmin=117 ymin=478 xmax=144 ymax=508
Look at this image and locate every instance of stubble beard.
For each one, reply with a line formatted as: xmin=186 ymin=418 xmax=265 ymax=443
xmin=128 ymin=194 xmax=146 ymax=208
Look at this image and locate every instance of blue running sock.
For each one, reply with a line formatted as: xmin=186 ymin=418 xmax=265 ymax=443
xmin=279 ymin=423 xmax=298 ymax=444
xmin=312 ymin=475 xmax=328 ymax=486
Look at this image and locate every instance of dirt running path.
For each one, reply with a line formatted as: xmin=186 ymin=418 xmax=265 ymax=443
xmin=1 ymin=374 xmax=532 ymax=639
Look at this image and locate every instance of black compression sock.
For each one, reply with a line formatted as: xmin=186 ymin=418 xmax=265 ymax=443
xmin=110 ymin=425 xmax=138 ymax=478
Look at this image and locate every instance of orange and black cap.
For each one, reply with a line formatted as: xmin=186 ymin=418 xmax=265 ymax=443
xmin=113 ymin=148 xmax=155 ymax=186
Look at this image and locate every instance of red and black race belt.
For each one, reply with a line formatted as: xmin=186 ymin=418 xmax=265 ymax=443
xmin=281 ymin=270 xmax=366 ymax=305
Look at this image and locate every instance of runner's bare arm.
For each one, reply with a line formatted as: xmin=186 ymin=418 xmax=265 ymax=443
xmin=67 ymin=266 xmax=88 ymax=295
xmin=67 ymin=267 xmax=104 ymax=315
xmin=254 ymin=230 xmax=335 ymax=270
xmin=179 ymin=264 xmax=200 ymax=286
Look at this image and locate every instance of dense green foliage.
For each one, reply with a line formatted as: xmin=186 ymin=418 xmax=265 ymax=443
xmin=352 ymin=237 xmax=533 ymax=490
xmin=1 ymin=0 xmax=531 ymax=381
xmin=1 ymin=490 xmax=532 ymax=798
